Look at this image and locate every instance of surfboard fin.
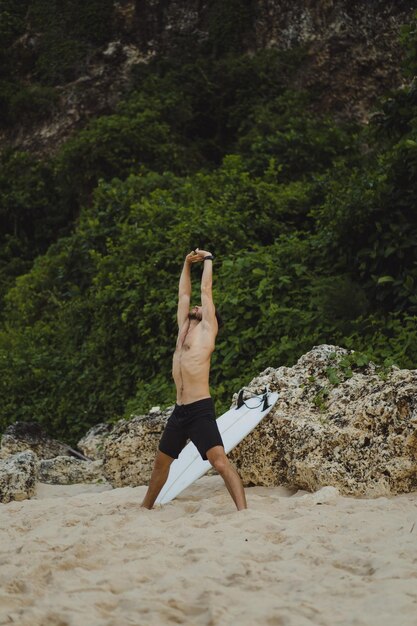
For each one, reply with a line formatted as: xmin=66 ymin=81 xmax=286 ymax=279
xmin=236 ymin=389 xmax=245 ymax=409
xmin=262 ymin=391 xmax=270 ymax=411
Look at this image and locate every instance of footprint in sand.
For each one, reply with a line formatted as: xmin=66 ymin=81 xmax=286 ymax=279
xmin=40 ymin=612 xmax=70 ymax=626
xmin=183 ymin=502 xmax=201 ymax=513
xmin=332 ymin=557 xmax=376 ymax=577
xmin=266 ymin=617 xmax=287 ymax=626
xmin=5 ymin=579 xmax=28 ymax=594
xmin=163 ymin=595 xmax=215 ymax=622
xmin=265 ymin=532 xmax=286 ymax=545
xmin=63 ymin=518 xmax=82 ymax=527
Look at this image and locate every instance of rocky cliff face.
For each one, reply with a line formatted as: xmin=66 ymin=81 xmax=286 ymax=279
xmin=135 ymin=0 xmax=417 ymax=120
xmin=4 ymin=0 xmax=417 ymax=155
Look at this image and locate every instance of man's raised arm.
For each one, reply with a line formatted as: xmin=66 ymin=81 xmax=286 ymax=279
xmin=196 ymin=248 xmax=216 ymax=328
xmin=177 ymin=251 xmax=199 ymax=328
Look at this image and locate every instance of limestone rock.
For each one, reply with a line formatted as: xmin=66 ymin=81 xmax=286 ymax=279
xmin=93 ymin=343 xmax=417 ymax=497
xmin=0 ymin=422 xmax=74 ymax=460
xmin=38 ymin=456 xmax=108 ymax=485
xmin=77 ymin=423 xmax=113 ymax=460
xmin=0 ymin=451 xmax=38 ymax=503
xmin=228 ymin=345 xmax=417 ymax=497
xmin=102 ymin=406 xmax=174 ymax=487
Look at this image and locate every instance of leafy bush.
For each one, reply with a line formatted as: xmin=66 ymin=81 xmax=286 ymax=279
xmin=0 ymin=81 xmax=59 ymax=127
xmin=0 ymin=0 xmax=29 ymax=50
xmin=28 ymin=0 xmax=115 ymax=85
xmin=204 ymin=0 xmax=255 ymax=57
xmin=0 ymin=149 xmax=71 ymax=306
xmin=54 ymin=92 xmax=201 ymax=206
xmin=312 ymin=128 xmax=417 ymax=314
xmin=237 ymin=91 xmax=359 ymax=180
xmin=400 ymin=10 xmax=417 ymax=78
xmin=129 ymin=49 xmax=307 ymax=163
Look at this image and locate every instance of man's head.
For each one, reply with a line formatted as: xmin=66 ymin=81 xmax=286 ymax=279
xmin=188 ymin=305 xmax=224 ymax=329
xmin=188 ymin=305 xmax=203 ymax=321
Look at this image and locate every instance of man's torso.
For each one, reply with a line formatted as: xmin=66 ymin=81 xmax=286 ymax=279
xmin=172 ymin=320 xmax=215 ymax=404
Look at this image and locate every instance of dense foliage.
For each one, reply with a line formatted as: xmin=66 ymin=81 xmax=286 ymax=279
xmin=1 ymin=7 xmax=417 ymax=443
xmin=0 ymin=0 xmax=114 ymax=126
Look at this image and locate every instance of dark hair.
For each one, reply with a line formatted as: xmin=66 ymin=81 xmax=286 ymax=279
xmin=215 ymin=309 xmax=224 ymax=329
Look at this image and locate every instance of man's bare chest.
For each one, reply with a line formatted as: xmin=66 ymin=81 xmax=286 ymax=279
xmin=175 ymin=331 xmax=200 ymax=354
xmin=174 ymin=325 xmax=213 ymax=358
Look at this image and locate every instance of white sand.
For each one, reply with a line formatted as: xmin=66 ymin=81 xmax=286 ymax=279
xmin=1 ymin=476 xmax=417 ymax=626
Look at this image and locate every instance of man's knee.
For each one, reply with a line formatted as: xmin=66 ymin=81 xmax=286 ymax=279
xmin=206 ymin=446 xmax=229 ymax=474
xmin=154 ymin=450 xmax=175 ymax=472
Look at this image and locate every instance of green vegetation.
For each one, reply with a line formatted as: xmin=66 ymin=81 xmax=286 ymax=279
xmin=204 ymin=0 xmax=255 ymax=57
xmin=0 ymin=0 xmax=114 ymax=126
xmin=27 ymin=0 xmax=115 ymax=85
xmin=1 ymin=6 xmax=417 ymax=444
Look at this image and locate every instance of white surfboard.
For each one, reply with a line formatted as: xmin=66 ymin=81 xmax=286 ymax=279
xmin=155 ymin=389 xmax=279 ymax=505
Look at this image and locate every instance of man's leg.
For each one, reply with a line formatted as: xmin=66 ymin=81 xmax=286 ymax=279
xmin=141 ymin=450 xmax=174 ymax=509
xmin=206 ymin=445 xmax=247 ymax=511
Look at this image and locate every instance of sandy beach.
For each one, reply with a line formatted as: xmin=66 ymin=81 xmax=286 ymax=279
xmin=1 ymin=476 xmax=417 ymax=626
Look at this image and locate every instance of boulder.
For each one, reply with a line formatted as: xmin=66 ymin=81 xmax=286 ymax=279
xmin=77 ymin=423 xmax=113 ymax=460
xmin=1 ymin=421 xmax=75 ymax=460
xmin=228 ymin=345 xmax=417 ymax=496
xmin=38 ymin=456 xmax=108 ymax=485
xmin=102 ymin=406 xmax=173 ymax=487
xmin=0 ymin=451 xmax=38 ymax=503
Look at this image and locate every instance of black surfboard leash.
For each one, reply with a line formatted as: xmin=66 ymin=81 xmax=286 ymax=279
xmin=235 ymin=385 xmax=272 ymax=411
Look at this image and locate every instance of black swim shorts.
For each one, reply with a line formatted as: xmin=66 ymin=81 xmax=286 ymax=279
xmin=158 ymin=397 xmax=224 ymax=461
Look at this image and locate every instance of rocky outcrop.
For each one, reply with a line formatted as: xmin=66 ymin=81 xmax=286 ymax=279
xmin=100 ymin=344 xmax=417 ymax=496
xmin=102 ymin=406 xmax=172 ymax=487
xmin=3 ymin=345 xmax=417 ymax=498
xmin=0 ymin=422 xmax=108 ymax=501
xmin=0 ymin=451 xmax=38 ymax=503
xmin=0 ymin=421 xmax=81 ymax=461
xmin=229 ymin=345 xmax=417 ymax=497
xmin=77 ymin=423 xmax=113 ymax=460
xmin=38 ymin=456 xmax=107 ymax=485
xmin=3 ymin=1 xmax=416 ymax=154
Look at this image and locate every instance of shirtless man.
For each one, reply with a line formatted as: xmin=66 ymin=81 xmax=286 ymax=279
xmin=141 ymin=248 xmax=247 ymax=511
